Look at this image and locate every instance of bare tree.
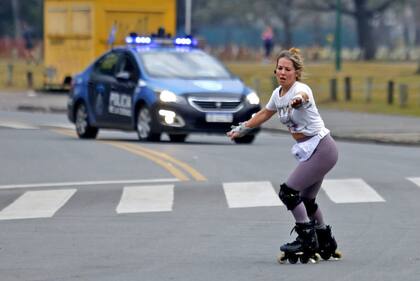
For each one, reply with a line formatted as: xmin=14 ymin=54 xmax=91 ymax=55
xmin=301 ymin=0 xmax=400 ymax=60
xmin=253 ymin=0 xmax=303 ymax=48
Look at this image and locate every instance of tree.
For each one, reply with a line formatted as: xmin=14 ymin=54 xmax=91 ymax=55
xmin=0 ymin=0 xmax=43 ymax=38
xmin=254 ymin=0 xmax=303 ymax=48
xmin=191 ymin=0 xmax=305 ymax=48
xmin=302 ymin=0 xmax=400 ymax=60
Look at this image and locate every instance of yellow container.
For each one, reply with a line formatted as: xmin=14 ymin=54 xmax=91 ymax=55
xmin=44 ymin=0 xmax=176 ymax=87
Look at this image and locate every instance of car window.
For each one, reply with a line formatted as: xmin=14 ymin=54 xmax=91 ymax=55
xmin=95 ymin=52 xmax=119 ymax=76
xmin=116 ymin=55 xmax=138 ymax=80
xmin=137 ymin=50 xmax=232 ymax=79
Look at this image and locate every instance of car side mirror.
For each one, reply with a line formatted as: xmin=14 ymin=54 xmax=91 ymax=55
xmin=116 ymin=71 xmax=131 ymax=80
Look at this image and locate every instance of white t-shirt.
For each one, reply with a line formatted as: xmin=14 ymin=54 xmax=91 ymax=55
xmin=265 ymin=81 xmax=326 ymax=136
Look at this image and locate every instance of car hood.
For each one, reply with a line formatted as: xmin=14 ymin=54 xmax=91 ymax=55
xmin=145 ymin=78 xmax=247 ymax=96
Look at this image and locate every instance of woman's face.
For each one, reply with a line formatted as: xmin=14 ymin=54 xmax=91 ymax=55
xmin=275 ymin=57 xmax=297 ymax=89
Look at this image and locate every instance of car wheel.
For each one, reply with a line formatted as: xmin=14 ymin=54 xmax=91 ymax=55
xmin=169 ymin=134 xmax=188 ymax=143
xmin=75 ymin=103 xmax=98 ymax=139
xmin=136 ymin=106 xmax=160 ymax=141
xmin=233 ymin=134 xmax=255 ymax=144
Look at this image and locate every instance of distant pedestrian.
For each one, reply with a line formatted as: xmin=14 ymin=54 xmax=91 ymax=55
xmin=261 ymin=25 xmax=274 ymax=61
xmin=22 ymin=22 xmax=36 ymax=64
xmin=227 ymin=48 xmax=342 ymax=264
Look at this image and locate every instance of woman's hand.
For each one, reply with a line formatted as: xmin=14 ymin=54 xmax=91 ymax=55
xmin=290 ymin=92 xmax=309 ymax=109
xmin=226 ymin=130 xmax=240 ymax=140
xmin=226 ymin=122 xmax=252 ymax=140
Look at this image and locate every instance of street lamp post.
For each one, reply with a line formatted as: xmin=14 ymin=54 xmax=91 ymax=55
xmin=185 ymin=0 xmax=192 ymax=35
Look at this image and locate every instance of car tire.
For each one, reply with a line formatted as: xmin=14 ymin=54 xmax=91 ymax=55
xmin=233 ymin=134 xmax=255 ymax=144
xmin=136 ymin=106 xmax=161 ymax=141
xmin=75 ymin=103 xmax=98 ymax=139
xmin=169 ymin=134 xmax=188 ymax=143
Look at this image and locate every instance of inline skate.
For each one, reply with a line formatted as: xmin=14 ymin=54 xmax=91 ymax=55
xmin=277 ymin=222 xmax=320 ymax=264
xmin=316 ymin=225 xmax=342 ymax=260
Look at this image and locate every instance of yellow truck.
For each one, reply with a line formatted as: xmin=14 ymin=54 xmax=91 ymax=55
xmin=43 ymin=0 xmax=176 ymax=88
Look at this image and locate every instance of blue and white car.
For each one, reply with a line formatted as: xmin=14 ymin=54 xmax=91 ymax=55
xmin=67 ymin=35 xmax=261 ymax=143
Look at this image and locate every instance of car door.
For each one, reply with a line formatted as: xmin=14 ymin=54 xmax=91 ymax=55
xmin=109 ymin=52 xmax=140 ymax=128
xmin=87 ymin=51 xmax=121 ymax=127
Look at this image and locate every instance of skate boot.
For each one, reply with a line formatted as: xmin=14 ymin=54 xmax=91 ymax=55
xmin=316 ymin=225 xmax=342 ymax=260
xmin=277 ymin=222 xmax=320 ymax=264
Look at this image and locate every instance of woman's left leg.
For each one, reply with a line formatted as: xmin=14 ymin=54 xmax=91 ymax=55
xmin=301 ymin=179 xmax=325 ymax=227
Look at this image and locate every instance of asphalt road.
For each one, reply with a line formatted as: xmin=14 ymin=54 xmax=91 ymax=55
xmin=0 ymin=111 xmax=419 ymax=281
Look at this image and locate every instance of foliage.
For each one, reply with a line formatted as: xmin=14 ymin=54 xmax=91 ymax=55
xmin=0 ymin=0 xmax=43 ymax=38
xmin=226 ymin=60 xmax=420 ymax=116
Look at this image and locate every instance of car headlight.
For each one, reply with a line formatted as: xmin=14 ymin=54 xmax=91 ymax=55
xmin=246 ymin=92 xmax=260 ymax=105
xmin=159 ymin=90 xmax=177 ymax=103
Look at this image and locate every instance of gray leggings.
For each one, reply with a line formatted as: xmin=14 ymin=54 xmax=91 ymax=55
xmin=286 ymin=134 xmax=338 ymax=197
xmin=285 ymin=134 xmax=338 ymax=224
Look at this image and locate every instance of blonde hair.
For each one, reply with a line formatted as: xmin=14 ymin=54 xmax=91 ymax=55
xmin=276 ymin=47 xmax=304 ymax=80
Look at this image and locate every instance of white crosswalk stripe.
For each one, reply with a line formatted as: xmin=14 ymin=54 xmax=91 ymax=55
xmin=116 ymin=185 xmax=174 ymax=214
xmin=0 ymin=121 xmax=39 ymax=129
xmin=322 ymin=178 xmax=385 ymax=203
xmin=0 ymin=189 xmax=77 ymax=220
xmin=41 ymin=123 xmax=74 ymax=129
xmin=223 ymin=181 xmax=283 ymax=208
xmin=407 ymin=177 xmax=420 ymax=188
xmin=0 ymin=121 xmax=73 ymax=130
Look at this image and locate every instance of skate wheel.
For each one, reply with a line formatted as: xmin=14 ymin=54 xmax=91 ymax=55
xmin=320 ymin=251 xmax=331 ymax=260
xmin=299 ymin=255 xmax=309 ymax=264
xmin=311 ymin=253 xmax=321 ymax=263
xmin=276 ymin=253 xmax=287 ymax=264
xmin=287 ymin=254 xmax=298 ymax=264
xmin=332 ymin=250 xmax=342 ymax=260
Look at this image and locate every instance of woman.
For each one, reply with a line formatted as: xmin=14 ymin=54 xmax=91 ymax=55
xmin=227 ymin=48 xmax=341 ymax=263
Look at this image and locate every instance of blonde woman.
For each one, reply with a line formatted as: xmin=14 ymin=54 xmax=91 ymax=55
xmin=227 ymin=48 xmax=341 ymax=264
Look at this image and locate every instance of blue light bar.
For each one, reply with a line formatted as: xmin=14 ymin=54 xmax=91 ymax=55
xmin=135 ymin=36 xmax=152 ymax=44
xmin=125 ymin=33 xmax=197 ymax=47
xmin=125 ymin=36 xmax=134 ymax=44
xmin=174 ymin=37 xmax=197 ymax=46
xmin=126 ymin=36 xmax=151 ymax=44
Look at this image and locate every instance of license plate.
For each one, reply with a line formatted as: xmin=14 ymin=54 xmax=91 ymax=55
xmin=205 ymin=113 xmax=233 ymax=123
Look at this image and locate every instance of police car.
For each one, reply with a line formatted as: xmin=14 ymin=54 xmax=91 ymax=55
xmin=67 ymin=33 xmax=261 ymax=143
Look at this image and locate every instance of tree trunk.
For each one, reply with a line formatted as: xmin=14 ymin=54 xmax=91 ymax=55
xmin=354 ymin=0 xmax=376 ymax=60
xmin=415 ymin=1 xmax=420 ymax=46
xmin=283 ymin=14 xmax=293 ymax=48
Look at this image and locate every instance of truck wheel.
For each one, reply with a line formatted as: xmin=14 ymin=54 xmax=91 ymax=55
xmin=75 ymin=103 xmax=98 ymax=139
xmin=136 ymin=106 xmax=160 ymax=141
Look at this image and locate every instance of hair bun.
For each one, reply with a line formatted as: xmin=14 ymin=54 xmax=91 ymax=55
xmin=289 ymin=47 xmax=301 ymax=55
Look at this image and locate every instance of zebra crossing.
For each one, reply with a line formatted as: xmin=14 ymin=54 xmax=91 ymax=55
xmin=1 ymin=177 xmax=419 ymax=221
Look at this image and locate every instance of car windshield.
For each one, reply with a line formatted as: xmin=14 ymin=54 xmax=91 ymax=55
xmin=137 ymin=50 xmax=232 ymax=79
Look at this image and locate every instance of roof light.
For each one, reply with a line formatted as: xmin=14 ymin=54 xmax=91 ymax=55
xmin=125 ymin=36 xmax=134 ymax=44
xmin=174 ymin=37 xmax=197 ymax=46
xmin=135 ymin=36 xmax=151 ymax=44
xmin=125 ymin=31 xmax=197 ymax=47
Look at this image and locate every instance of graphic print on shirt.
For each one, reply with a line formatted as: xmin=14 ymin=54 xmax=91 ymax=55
xmin=278 ymin=104 xmax=296 ymax=129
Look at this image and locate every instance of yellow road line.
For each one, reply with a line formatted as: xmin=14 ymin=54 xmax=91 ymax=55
xmin=51 ymin=129 xmax=206 ymax=182
xmin=121 ymin=142 xmax=207 ymax=181
xmin=104 ymin=141 xmax=190 ymax=181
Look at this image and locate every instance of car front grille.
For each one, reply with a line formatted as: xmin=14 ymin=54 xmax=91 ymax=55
xmin=188 ymin=97 xmax=243 ymax=112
